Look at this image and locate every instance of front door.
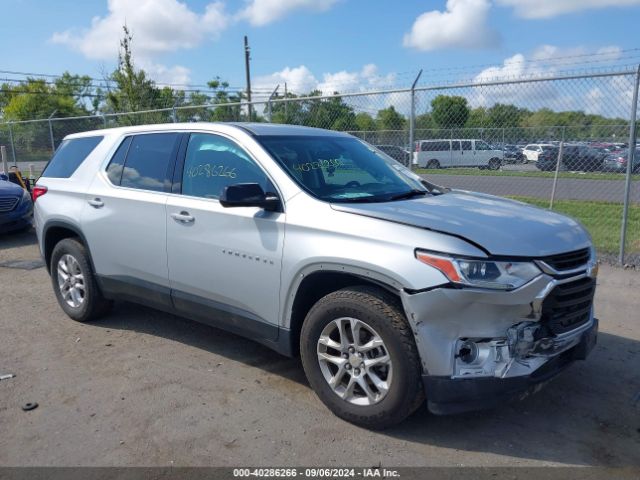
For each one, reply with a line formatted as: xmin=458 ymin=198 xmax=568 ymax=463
xmin=166 ymin=132 xmax=285 ymax=338
xmin=474 ymin=140 xmax=493 ymax=166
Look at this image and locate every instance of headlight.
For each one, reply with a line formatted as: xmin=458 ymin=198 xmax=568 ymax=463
xmin=21 ymin=189 xmax=31 ymax=203
xmin=416 ymin=250 xmax=541 ymax=290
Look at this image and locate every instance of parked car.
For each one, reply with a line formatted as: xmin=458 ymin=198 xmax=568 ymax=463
xmin=34 ymin=123 xmax=598 ymax=429
xmin=536 ymin=145 xmax=606 ymax=172
xmin=501 ymin=144 xmax=526 ymax=164
xmin=535 ymin=147 xmax=560 ymax=171
xmin=602 ymin=148 xmax=640 ymax=173
xmin=0 ymin=175 xmax=33 ymax=233
xmin=414 ymin=139 xmax=503 ymax=170
xmin=374 ymin=144 xmax=410 ymax=165
xmin=522 ymin=143 xmax=556 ymax=162
xmin=564 ymin=145 xmax=606 ymax=171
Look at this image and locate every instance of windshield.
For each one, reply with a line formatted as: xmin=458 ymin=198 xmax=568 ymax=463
xmin=258 ymin=135 xmax=429 ymax=203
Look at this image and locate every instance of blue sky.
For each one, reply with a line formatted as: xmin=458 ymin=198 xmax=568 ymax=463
xmin=2 ymin=0 xmax=640 ymax=99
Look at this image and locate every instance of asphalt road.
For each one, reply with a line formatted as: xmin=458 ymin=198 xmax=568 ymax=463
xmin=0 ymin=230 xmax=639 ymax=467
xmin=423 ymin=173 xmax=640 ymax=203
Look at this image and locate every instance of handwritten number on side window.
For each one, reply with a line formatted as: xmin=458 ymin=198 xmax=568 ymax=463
xmin=187 ymin=164 xmax=237 ymax=179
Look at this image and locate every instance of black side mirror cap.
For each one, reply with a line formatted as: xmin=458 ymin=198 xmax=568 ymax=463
xmin=220 ymin=183 xmax=281 ymax=212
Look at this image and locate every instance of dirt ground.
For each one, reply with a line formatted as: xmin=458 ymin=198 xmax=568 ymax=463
xmin=0 ymin=230 xmax=639 ymax=467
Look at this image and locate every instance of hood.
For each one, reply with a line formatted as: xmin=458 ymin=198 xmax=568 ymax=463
xmin=0 ymin=180 xmax=24 ymax=196
xmin=331 ymin=190 xmax=591 ymax=257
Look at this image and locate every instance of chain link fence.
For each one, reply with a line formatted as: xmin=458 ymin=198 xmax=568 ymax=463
xmin=1 ymin=69 xmax=639 ymax=264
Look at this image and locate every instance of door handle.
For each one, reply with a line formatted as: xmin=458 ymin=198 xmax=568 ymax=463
xmin=88 ymin=198 xmax=104 ymax=208
xmin=171 ymin=211 xmax=195 ymax=223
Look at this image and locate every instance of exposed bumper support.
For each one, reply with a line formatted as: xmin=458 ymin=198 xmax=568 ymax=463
xmin=400 ymin=268 xmax=598 ymax=414
xmin=423 ymin=318 xmax=598 ymax=414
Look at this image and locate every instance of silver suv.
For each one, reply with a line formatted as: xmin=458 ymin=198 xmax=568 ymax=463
xmin=34 ymin=123 xmax=598 ymax=428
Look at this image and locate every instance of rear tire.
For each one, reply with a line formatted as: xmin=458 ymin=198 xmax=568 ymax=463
xmin=50 ymin=238 xmax=112 ymax=322
xmin=300 ymin=286 xmax=424 ymax=429
xmin=426 ymin=159 xmax=440 ymax=169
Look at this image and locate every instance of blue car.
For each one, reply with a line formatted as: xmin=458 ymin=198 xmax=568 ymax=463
xmin=0 ymin=177 xmax=33 ymax=233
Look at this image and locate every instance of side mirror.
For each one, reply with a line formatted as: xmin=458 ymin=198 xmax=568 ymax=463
xmin=220 ymin=183 xmax=281 ymax=212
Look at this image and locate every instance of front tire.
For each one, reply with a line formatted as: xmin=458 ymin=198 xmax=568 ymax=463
xmin=50 ymin=238 xmax=112 ymax=322
xmin=300 ymin=286 xmax=424 ymax=429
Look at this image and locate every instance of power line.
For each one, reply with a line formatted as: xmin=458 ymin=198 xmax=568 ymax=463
xmin=0 ymin=68 xmax=274 ymax=92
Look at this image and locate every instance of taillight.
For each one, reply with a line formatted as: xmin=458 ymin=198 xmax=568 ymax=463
xmin=32 ymin=185 xmax=48 ymax=202
xmin=415 ymin=143 xmax=420 ymax=152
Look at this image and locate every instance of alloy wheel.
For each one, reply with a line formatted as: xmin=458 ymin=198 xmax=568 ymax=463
xmin=57 ymin=254 xmax=86 ymax=308
xmin=317 ymin=317 xmax=393 ymax=406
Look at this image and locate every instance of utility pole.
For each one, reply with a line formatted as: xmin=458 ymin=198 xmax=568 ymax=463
xmin=244 ymin=35 xmax=252 ymax=122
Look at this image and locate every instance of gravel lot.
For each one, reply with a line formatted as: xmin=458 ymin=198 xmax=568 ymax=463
xmin=0 ymin=230 xmax=639 ymax=467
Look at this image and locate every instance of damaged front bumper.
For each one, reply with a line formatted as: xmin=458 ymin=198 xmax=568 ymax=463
xmin=400 ymin=269 xmax=598 ymax=415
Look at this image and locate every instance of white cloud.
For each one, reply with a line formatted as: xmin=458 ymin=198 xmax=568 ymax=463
xmin=253 ymin=64 xmax=403 ymax=117
xmin=51 ymin=0 xmax=228 ymax=60
xmin=254 ymin=64 xmax=397 ymax=95
xmin=139 ymin=60 xmax=192 ymax=86
xmin=253 ymin=65 xmax=319 ymax=94
xmin=403 ymin=0 xmax=499 ymax=51
xmin=470 ymin=45 xmax=631 ymax=116
xmin=497 ymin=0 xmax=640 ymax=18
xmin=473 ymin=44 xmax=623 ymax=83
xmin=237 ymin=0 xmax=339 ymax=26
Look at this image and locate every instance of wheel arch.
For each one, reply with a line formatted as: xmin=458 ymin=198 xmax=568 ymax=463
xmin=42 ymin=220 xmax=95 ymax=275
xmin=283 ymin=264 xmax=404 ymax=357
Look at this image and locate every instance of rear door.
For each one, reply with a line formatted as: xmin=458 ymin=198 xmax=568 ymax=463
xmin=450 ymin=140 xmax=462 ymax=167
xmin=423 ymin=140 xmax=452 ymax=167
xmin=81 ymin=132 xmax=183 ymax=308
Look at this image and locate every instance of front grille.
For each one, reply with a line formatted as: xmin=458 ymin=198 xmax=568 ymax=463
xmin=0 ymin=196 xmax=19 ymax=213
xmin=541 ymin=248 xmax=590 ymax=271
xmin=541 ymin=277 xmax=595 ymax=334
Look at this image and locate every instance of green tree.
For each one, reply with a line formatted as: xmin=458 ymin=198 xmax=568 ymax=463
xmin=354 ymin=112 xmax=376 ymax=131
xmin=486 ymin=103 xmax=527 ymax=128
xmin=105 ymin=26 xmax=167 ymax=122
xmin=431 ymin=95 xmax=469 ymax=128
xmin=301 ymin=92 xmax=356 ymax=130
xmin=270 ymin=91 xmax=304 ymax=124
xmin=465 ymin=107 xmax=486 ymax=128
xmin=1 ymin=76 xmax=92 ymax=121
xmin=415 ymin=113 xmax=434 ymax=130
xmin=376 ymin=106 xmax=405 ymax=130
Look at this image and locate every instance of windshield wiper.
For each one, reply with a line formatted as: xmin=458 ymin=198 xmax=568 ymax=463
xmin=333 ymin=196 xmax=382 ymax=203
xmin=387 ymin=190 xmax=429 ymax=201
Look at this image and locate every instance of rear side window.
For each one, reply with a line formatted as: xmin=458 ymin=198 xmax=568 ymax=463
xmin=42 ymin=136 xmax=103 ymax=178
xmin=421 ymin=141 xmax=450 ymax=152
xmin=119 ymin=133 xmax=181 ymax=192
xmin=106 ymin=136 xmax=132 ymax=185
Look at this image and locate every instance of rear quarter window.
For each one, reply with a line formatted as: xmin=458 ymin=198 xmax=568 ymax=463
xmin=41 ymin=136 xmax=104 ymax=178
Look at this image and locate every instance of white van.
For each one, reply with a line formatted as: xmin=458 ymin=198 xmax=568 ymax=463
xmin=414 ymin=139 xmax=503 ymax=170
